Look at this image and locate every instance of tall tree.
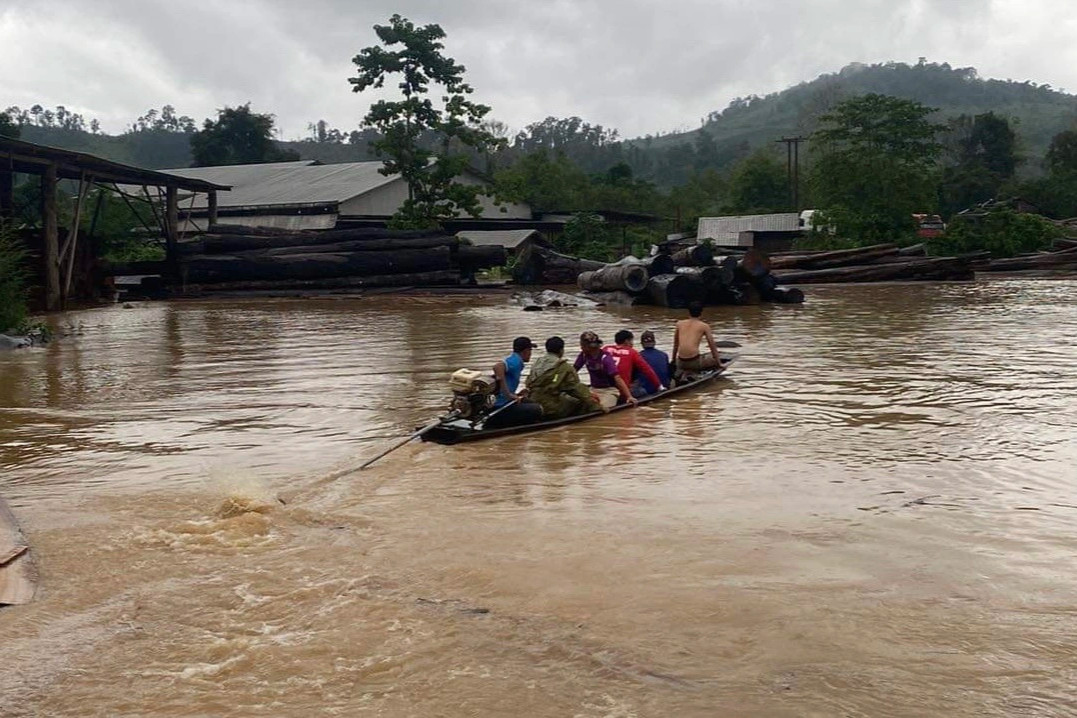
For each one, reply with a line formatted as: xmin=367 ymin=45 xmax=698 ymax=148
xmin=938 ymin=112 xmax=1018 ymax=217
xmin=349 ymin=14 xmax=503 ymax=229
xmin=1046 ymin=130 xmax=1077 ymax=177
xmin=190 ymin=104 xmax=298 ymax=167
xmin=726 ymin=149 xmax=789 ymax=212
xmin=0 ymin=111 xmax=19 ymax=139
xmin=810 ymin=93 xmax=944 ymax=243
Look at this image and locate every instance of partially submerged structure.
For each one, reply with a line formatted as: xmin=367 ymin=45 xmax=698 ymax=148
xmin=0 ymin=136 xmax=229 ymax=309
xmin=455 ymin=229 xmax=550 ymax=256
xmin=697 ymin=212 xmax=804 ymax=252
xmin=162 ymin=160 xmax=533 ymax=232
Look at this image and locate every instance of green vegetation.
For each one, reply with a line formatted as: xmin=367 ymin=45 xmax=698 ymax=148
xmin=191 ymin=104 xmax=300 ymax=167
xmin=349 ymin=14 xmax=504 ymax=229
xmin=931 ymin=208 xmax=1062 ymax=257
xmin=7 ymin=57 xmax=1077 ymax=260
xmin=0 ymin=224 xmax=29 ymax=332
xmin=810 ymin=94 xmax=944 ymax=243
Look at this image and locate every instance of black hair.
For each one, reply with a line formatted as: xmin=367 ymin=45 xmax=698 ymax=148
xmin=614 ymin=329 xmax=633 ymax=344
xmin=688 ymin=301 xmax=704 ymax=318
xmin=545 ymin=336 xmax=565 ymax=354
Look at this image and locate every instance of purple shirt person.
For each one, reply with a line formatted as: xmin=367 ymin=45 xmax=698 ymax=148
xmin=573 ymin=331 xmax=636 ymax=405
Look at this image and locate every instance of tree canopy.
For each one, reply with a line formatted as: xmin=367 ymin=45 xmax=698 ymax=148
xmin=349 ymin=14 xmax=503 ymax=229
xmin=810 ymin=94 xmax=944 ymax=242
xmin=190 ymin=104 xmax=299 ymax=167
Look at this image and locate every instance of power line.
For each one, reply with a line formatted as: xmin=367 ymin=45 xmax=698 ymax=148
xmin=775 ymin=136 xmax=808 ymax=211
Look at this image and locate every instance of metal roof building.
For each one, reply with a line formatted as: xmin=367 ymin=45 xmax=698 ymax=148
xmin=697 ymin=213 xmax=802 ymax=246
xmin=455 ymin=229 xmax=550 ymax=253
xmin=164 ymin=160 xmax=532 ymax=232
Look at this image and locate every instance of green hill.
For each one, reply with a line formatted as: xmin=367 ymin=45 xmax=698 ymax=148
xmin=631 ymin=61 xmax=1077 ymax=182
xmin=10 ymin=60 xmax=1077 ymax=185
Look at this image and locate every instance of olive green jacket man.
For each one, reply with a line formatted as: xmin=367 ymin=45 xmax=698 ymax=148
xmin=525 ymin=354 xmax=601 ymax=419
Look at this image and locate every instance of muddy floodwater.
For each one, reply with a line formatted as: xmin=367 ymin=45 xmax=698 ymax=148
xmin=2 ymin=280 xmax=1077 ymax=717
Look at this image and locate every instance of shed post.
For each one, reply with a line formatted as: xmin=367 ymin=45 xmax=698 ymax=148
xmin=207 ymin=190 xmax=218 ymax=228
xmin=165 ymin=184 xmax=179 ymax=279
xmin=42 ymin=163 xmax=61 ymax=311
xmin=0 ymin=166 xmax=12 ymax=220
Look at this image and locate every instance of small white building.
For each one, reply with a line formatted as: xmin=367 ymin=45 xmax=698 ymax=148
xmin=162 ymin=160 xmax=532 ymax=232
xmin=697 ymin=213 xmax=802 ymax=246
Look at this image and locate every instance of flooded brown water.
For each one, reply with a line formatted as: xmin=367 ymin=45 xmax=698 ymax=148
xmin=2 ymin=280 xmax=1077 ymax=717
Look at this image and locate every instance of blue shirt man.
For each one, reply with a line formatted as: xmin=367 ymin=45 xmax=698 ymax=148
xmin=485 ymin=336 xmax=545 ymax=429
xmin=637 ymin=330 xmax=670 ymax=394
xmin=493 ymin=336 xmax=536 ymax=407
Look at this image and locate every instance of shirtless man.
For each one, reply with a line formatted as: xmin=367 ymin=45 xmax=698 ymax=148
xmin=671 ymin=302 xmax=725 ymax=379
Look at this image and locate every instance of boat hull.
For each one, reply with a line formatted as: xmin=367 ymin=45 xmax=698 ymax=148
xmin=421 ymin=363 xmax=731 ymax=445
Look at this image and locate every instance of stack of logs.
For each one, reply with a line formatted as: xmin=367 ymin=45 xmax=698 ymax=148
xmin=172 ymin=225 xmax=507 ymax=293
xmin=768 ymin=243 xmax=981 ymax=283
xmin=572 ymin=244 xmax=805 ymax=308
xmin=979 ymin=238 xmax=1077 ymax=273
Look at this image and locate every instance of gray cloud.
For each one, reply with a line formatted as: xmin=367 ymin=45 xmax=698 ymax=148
xmin=2 ymin=0 xmax=1073 ymax=140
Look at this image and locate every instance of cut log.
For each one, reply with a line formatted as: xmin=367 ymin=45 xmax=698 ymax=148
xmin=238 ymin=236 xmax=459 ymax=257
xmin=582 ymin=290 xmax=651 ymax=306
xmin=707 ymin=284 xmax=750 ymax=306
xmin=775 ymin=256 xmax=974 ymax=283
xmin=676 ymin=265 xmax=732 ymax=288
xmin=100 ymin=260 xmax=169 ymax=276
xmin=456 ymin=244 xmax=508 ymax=271
xmin=770 ymin=287 xmax=806 ymax=304
xmin=981 ymin=247 xmax=1077 ymax=272
xmin=768 ymin=243 xmax=900 ymax=270
xmin=577 ymin=264 xmax=649 ymax=293
xmin=183 ymin=270 xmax=462 ymax=292
xmin=646 ymin=273 xmax=699 ymax=308
xmin=181 ymin=246 xmax=453 ymax=284
xmin=512 ymin=245 xmax=605 ymax=285
xmin=194 ymin=227 xmax=438 ymax=254
xmin=898 ymin=243 xmax=927 ymax=256
xmin=643 ymin=254 xmax=676 ymax=276
xmin=671 ymin=244 xmax=715 ymax=267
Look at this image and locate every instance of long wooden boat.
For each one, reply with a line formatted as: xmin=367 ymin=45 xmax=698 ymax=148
xmin=421 ymin=360 xmax=733 ymax=445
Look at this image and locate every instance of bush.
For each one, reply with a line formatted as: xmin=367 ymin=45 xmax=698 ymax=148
xmin=0 ymin=224 xmax=29 ymax=332
xmin=931 ymin=209 xmax=1062 ymax=257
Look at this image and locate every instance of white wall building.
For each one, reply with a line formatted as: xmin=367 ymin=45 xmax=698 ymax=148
xmin=163 ymin=160 xmax=532 ymax=232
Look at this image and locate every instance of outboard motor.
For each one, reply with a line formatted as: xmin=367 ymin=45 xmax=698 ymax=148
xmin=447 ymin=368 xmax=499 ymax=419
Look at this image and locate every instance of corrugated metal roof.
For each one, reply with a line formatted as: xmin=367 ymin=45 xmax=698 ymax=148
xmin=456 ymin=229 xmax=544 ymax=249
xmin=163 ymin=160 xmax=399 ymax=209
xmin=697 ymin=213 xmax=801 ymax=239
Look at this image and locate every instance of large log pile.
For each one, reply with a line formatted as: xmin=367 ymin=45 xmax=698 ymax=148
xmin=769 ymin=243 xmax=977 ymax=284
xmin=575 ymin=244 xmax=805 ymax=307
xmin=173 ymin=225 xmax=506 ymax=293
xmin=512 ymin=245 xmax=605 ymax=285
xmin=980 ymin=245 xmax=1077 ymax=272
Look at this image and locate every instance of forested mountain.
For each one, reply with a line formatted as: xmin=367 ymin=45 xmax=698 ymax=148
xmin=6 ymin=60 xmax=1077 ymax=185
xmin=631 ymin=60 xmax=1077 ymax=183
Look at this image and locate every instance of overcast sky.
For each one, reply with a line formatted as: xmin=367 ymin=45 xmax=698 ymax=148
xmin=1 ymin=0 xmax=1074 ymax=140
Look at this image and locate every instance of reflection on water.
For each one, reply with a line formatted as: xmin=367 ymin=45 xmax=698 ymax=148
xmin=2 ymin=280 xmax=1077 ymax=717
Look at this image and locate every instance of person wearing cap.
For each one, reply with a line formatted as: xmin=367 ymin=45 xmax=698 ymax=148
xmin=602 ymin=329 xmax=665 ymax=399
xmin=486 ymin=337 xmax=544 ymax=428
xmin=573 ymin=331 xmax=637 ymax=409
xmin=525 ymin=336 xmax=603 ymax=419
xmin=637 ymin=330 xmax=671 ymax=394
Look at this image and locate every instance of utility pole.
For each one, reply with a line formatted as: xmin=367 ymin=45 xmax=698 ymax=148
xmin=775 ymin=136 xmax=808 ymax=211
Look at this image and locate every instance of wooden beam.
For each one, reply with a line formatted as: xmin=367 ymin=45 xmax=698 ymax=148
xmin=42 ymin=163 xmax=60 ymax=311
xmin=208 ymin=190 xmax=218 ymax=228
xmin=165 ymin=184 xmax=179 ymax=275
xmin=62 ymin=173 xmax=90 ymax=304
xmin=0 ymin=162 xmax=12 ymax=220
